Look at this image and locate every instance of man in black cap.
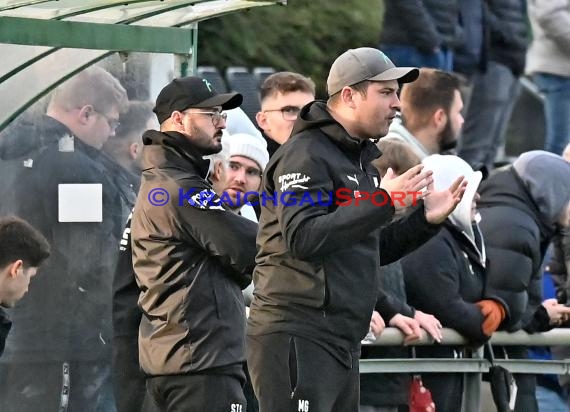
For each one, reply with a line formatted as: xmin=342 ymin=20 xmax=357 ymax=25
xmin=131 ymin=76 xmax=258 ymax=411
xmin=247 ymin=47 xmax=467 ymax=412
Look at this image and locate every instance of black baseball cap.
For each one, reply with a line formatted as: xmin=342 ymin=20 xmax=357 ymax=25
xmin=153 ymin=76 xmax=243 ymax=124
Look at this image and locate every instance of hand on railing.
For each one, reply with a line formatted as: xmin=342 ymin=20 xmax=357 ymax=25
xmin=369 ymin=310 xmax=385 ymax=337
xmin=476 ymin=299 xmax=506 ymax=336
xmin=542 ymin=298 xmax=570 ymax=326
xmin=389 ymin=313 xmax=422 ymax=345
xmin=414 ymin=310 xmax=443 ymax=343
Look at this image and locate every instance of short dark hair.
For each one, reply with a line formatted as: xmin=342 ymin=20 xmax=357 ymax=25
xmin=327 ymin=80 xmax=371 ymax=106
xmin=259 ymin=72 xmax=316 ymax=104
xmin=400 ymin=68 xmax=461 ymax=130
xmin=0 ymin=216 xmax=50 ymax=269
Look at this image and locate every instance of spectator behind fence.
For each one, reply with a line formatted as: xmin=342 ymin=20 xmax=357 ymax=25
xmin=0 ymin=66 xmax=128 ymax=412
xmin=478 ymin=150 xmax=570 ymax=411
xmin=458 ymin=0 xmax=528 ymax=170
xmin=256 ymin=71 xmax=315 ymax=157
xmin=0 ymin=216 xmax=50 ymax=357
xmin=246 ymin=47 xmax=467 ymax=412
xmin=526 ymin=0 xmax=570 ymax=156
xmin=131 ymin=76 xmax=258 ymax=411
xmin=382 ymin=68 xmax=464 ymax=159
xmin=361 ymin=139 xmax=443 ymax=412
xmin=402 ymin=155 xmax=507 ymax=412
xmin=379 ymin=0 xmax=459 ymax=71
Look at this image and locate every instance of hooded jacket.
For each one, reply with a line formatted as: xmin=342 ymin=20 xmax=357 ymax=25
xmin=402 ymin=155 xmax=502 ymax=347
xmin=478 ymin=151 xmax=570 ymax=331
xmin=131 ymin=130 xmax=257 ymax=376
xmin=247 ymin=100 xmax=440 ymax=366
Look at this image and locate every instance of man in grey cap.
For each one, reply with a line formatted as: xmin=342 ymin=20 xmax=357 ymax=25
xmin=246 ymin=47 xmax=467 ymax=412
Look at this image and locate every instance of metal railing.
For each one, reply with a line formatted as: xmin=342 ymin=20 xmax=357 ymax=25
xmin=361 ymin=328 xmax=570 ymax=412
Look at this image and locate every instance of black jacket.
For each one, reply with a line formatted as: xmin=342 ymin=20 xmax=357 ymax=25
xmin=2 ymin=116 xmax=124 ymax=362
xmin=247 ymin=101 xmax=440 ymax=366
xmin=131 ymin=130 xmax=257 ymax=376
xmin=455 ymin=0 xmax=488 ymax=77
xmin=402 ymin=222 xmax=497 ymax=347
xmin=0 ymin=308 xmax=11 ymax=358
xmin=486 ymin=0 xmax=529 ymax=76
xmin=478 ymin=167 xmax=552 ymax=332
xmin=380 ymin=0 xmax=461 ymax=53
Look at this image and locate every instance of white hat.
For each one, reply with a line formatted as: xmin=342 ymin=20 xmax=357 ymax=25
xmin=224 ymin=133 xmax=270 ymax=171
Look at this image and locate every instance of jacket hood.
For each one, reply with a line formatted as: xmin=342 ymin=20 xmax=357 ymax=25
xmin=512 ymin=151 xmax=570 ymax=228
xmin=0 ymin=115 xmax=70 ymax=160
xmin=290 ymin=100 xmax=381 ymax=161
xmin=291 ymin=100 xmax=337 ymax=136
xmin=422 ymin=154 xmax=482 ymax=242
xmin=141 ymin=130 xmax=211 ymax=178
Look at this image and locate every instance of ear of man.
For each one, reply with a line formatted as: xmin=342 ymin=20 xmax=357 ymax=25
xmin=8 ymin=260 xmax=23 ymax=278
xmin=433 ymin=107 xmax=447 ymax=132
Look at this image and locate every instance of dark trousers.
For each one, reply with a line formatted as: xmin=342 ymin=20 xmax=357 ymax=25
xmin=146 ymin=372 xmax=246 ymax=412
xmin=112 ymin=335 xmax=159 ymax=412
xmin=247 ymin=333 xmax=359 ymax=412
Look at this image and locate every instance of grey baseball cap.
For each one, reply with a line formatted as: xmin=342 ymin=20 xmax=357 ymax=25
xmin=327 ymin=47 xmax=419 ymax=96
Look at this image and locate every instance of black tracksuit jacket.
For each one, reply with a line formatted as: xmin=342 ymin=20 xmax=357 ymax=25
xmin=247 ymin=101 xmax=441 ymax=366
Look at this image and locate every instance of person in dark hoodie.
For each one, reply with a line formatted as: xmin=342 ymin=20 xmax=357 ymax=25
xmin=402 ymin=154 xmax=508 ymax=412
xmin=246 ymin=47 xmax=468 ymax=412
xmin=0 ymin=216 xmax=50 ymax=357
xmin=131 ymin=76 xmax=258 ymax=411
xmin=478 ymin=150 xmax=570 ymax=411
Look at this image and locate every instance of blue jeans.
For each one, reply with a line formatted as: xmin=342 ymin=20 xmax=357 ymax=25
xmin=458 ymin=61 xmax=521 ymax=169
xmin=534 ymin=73 xmax=570 ymax=155
xmin=379 ymin=44 xmax=453 ymax=71
xmin=535 ymin=385 xmax=568 ymax=412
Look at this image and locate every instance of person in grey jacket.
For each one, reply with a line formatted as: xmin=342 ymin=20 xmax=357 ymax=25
xmin=131 ymin=76 xmax=257 ymax=411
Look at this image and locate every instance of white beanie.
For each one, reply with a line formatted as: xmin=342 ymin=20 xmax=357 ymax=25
xmin=224 ymin=133 xmax=270 ymax=171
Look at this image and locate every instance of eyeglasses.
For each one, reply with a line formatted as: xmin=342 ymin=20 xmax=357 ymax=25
xmin=227 ymin=160 xmax=262 ymax=178
xmin=94 ymin=110 xmax=120 ymax=132
xmin=185 ymin=110 xmax=228 ymax=127
xmin=263 ymin=106 xmax=302 ymax=121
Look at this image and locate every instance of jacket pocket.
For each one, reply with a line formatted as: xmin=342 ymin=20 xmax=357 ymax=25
xmin=288 ymin=336 xmax=299 ymax=399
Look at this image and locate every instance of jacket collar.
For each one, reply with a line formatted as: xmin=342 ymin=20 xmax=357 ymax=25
xmin=293 ymin=100 xmax=382 ymax=164
xmin=141 ymin=130 xmax=211 ymax=178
